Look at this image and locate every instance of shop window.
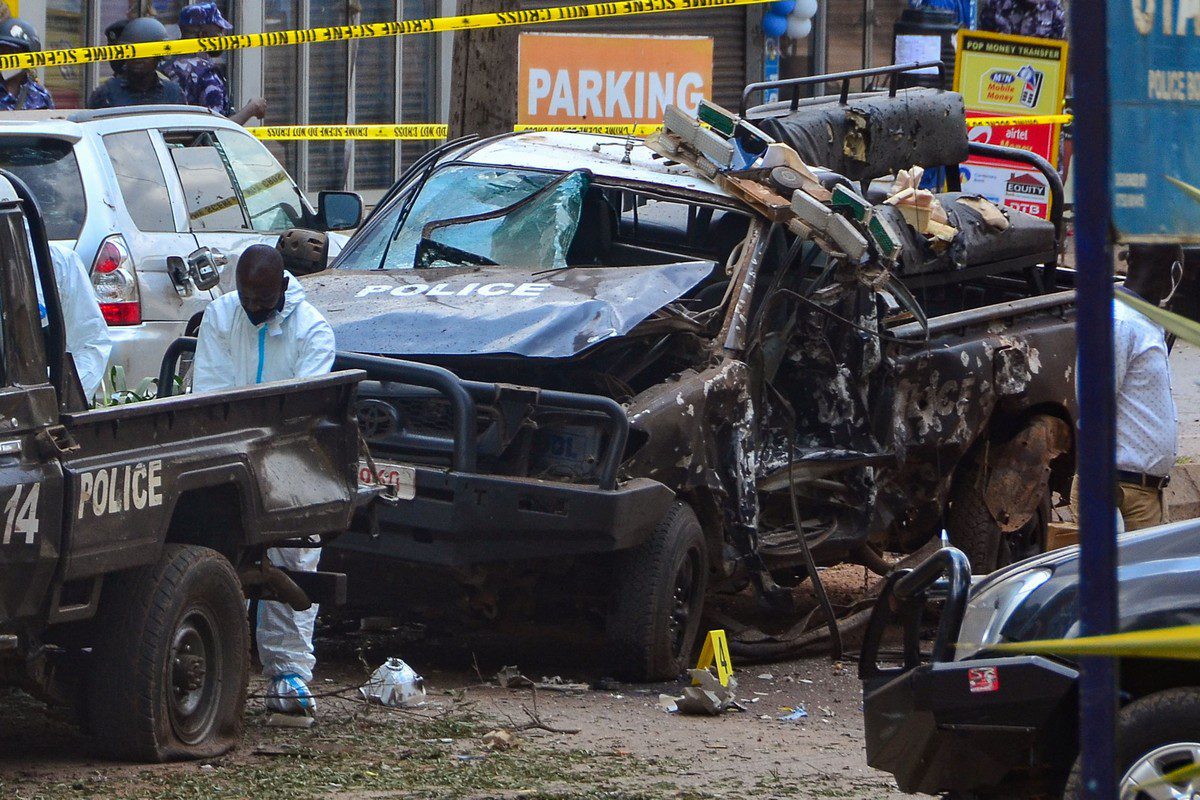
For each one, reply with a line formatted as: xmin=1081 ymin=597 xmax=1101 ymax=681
xmin=351 ymin=0 xmax=397 ymax=190
xmin=306 ymin=0 xmax=349 ymax=192
xmin=262 ymin=0 xmax=300 ymax=186
xmin=44 ymin=1 xmax=87 ymax=108
xmin=399 ymin=0 xmax=440 ymax=170
xmin=229 ymin=1 xmax=441 ymax=194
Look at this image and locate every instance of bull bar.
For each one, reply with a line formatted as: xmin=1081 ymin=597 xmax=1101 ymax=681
xmin=858 ymin=547 xmax=1080 ymax=796
xmin=858 ymin=546 xmax=972 ymax=678
xmin=159 ymin=339 xmax=673 ymax=567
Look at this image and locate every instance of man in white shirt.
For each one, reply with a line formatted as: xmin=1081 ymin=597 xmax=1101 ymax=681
xmin=1072 ymin=246 xmax=1180 ymax=530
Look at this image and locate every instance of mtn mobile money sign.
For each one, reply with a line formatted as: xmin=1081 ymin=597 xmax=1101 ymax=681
xmin=1112 ymin=1 xmax=1200 ymax=241
xmin=954 ymin=30 xmax=1068 ymax=220
xmin=518 ymin=33 xmax=713 ymax=125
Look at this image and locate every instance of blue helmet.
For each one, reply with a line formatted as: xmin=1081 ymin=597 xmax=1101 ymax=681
xmin=0 ymin=19 xmax=40 ymax=53
xmin=178 ymin=3 xmax=233 ymax=31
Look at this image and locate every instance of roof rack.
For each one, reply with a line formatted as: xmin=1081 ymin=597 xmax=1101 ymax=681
xmin=739 ymin=61 xmax=946 ymax=116
xmin=65 ymin=105 xmax=219 ymax=123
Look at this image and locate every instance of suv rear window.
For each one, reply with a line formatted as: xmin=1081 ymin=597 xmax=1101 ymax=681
xmin=0 ymin=137 xmax=86 ymax=241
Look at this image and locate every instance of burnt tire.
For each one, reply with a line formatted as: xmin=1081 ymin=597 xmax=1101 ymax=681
xmin=606 ymin=500 xmax=709 ymax=682
xmin=948 ymin=461 xmax=1049 ymax=575
xmin=1063 ymin=687 xmax=1200 ymax=799
xmin=87 ymin=544 xmax=249 ymax=762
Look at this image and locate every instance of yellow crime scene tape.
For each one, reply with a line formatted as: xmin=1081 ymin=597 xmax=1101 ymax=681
xmin=249 ymin=123 xmax=662 ymax=140
xmin=0 ymin=0 xmax=774 ymax=72
xmin=513 ymin=124 xmax=662 ymax=136
xmin=250 ymin=117 xmax=1075 ymax=141
xmin=990 ymin=624 xmax=1200 ymax=661
xmin=965 ymin=114 xmax=1073 ymax=127
xmin=189 ymin=169 xmax=290 ymax=221
xmin=1117 ymin=288 xmax=1200 ymax=350
xmin=251 ymin=125 xmax=449 ymax=140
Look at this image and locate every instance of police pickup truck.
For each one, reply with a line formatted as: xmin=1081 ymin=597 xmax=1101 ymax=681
xmin=0 ymin=171 xmax=366 ymax=762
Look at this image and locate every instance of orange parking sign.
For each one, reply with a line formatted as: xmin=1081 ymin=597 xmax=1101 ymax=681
xmin=518 ymin=32 xmax=713 ymax=126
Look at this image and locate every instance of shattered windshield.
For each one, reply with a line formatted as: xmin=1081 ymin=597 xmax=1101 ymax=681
xmin=341 ymin=165 xmax=562 ymax=270
xmin=417 ymin=170 xmax=590 ymax=270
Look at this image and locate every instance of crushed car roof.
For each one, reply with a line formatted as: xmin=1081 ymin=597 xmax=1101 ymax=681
xmin=461 ymin=131 xmax=736 ymax=201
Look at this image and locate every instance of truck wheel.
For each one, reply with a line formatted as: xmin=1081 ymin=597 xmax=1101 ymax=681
xmin=88 ymin=544 xmax=249 ymax=762
xmin=606 ymin=501 xmax=709 ymax=682
xmin=1064 ymin=687 xmax=1200 ymax=799
xmin=948 ymin=461 xmax=1049 ymax=574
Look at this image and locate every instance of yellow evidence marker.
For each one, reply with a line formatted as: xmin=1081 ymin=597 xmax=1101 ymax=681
xmin=694 ymin=629 xmax=734 ymax=687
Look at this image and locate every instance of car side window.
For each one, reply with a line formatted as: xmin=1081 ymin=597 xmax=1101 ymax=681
xmin=163 ymin=129 xmax=305 ymax=234
xmin=165 ymin=130 xmax=250 ymax=232
xmin=213 ymin=130 xmax=305 ymax=233
xmin=102 ymin=131 xmax=175 ymax=233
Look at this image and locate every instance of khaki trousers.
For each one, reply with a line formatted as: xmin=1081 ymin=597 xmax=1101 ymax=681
xmin=1069 ymin=476 xmax=1166 ymax=532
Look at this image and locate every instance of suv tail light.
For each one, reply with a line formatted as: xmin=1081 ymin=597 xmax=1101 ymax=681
xmin=91 ymin=235 xmax=141 ymax=325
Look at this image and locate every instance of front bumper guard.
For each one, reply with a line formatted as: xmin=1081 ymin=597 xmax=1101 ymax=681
xmin=342 ymin=469 xmax=674 ymax=566
xmin=160 ymin=338 xmax=675 ymax=567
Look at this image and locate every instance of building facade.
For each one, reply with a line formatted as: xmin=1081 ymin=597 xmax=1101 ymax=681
xmin=14 ymin=0 xmax=928 ymax=199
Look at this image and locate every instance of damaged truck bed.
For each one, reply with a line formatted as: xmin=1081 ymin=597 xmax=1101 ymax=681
xmin=309 ymin=65 xmax=1077 ymax=681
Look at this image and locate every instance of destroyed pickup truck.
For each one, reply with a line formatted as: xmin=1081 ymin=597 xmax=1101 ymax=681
xmin=310 ymin=65 xmax=1077 ymax=681
xmin=0 ymin=172 xmax=366 ymax=760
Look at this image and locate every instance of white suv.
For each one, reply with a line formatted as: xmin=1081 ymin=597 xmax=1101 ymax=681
xmin=0 ymin=106 xmax=360 ymax=387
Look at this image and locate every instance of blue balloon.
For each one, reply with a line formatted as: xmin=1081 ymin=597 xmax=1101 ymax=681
xmin=762 ymin=11 xmax=788 ymax=38
xmin=770 ymin=0 xmax=796 ymax=14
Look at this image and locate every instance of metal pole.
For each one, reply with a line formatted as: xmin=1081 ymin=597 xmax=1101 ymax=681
xmin=812 ymin=0 xmax=827 ymax=96
xmin=862 ymin=0 xmax=874 ymax=75
xmin=1071 ymin=1 xmax=1119 ymax=798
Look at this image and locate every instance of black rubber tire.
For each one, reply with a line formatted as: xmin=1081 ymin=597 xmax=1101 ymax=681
xmin=87 ymin=544 xmax=249 ymax=762
xmin=1063 ymin=687 xmax=1200 ymax=799
xmin=606 ymin=500 xmax=709 ymax=682
xmin=948 ymin=461 xmax=1049 ymax=575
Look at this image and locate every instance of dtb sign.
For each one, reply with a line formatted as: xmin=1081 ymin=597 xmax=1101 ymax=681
xmin=518 ymin=33 xmax=714 ymax=126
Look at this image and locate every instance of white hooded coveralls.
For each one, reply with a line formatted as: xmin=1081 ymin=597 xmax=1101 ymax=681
xmin=41 ymin=244 xmax=113 ymax=404
xmin=193 ymin=271 xmax=336 ymax=683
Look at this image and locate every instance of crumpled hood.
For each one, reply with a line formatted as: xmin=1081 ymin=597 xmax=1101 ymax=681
xmin=301 ymin=262 xmax=715 ymax=358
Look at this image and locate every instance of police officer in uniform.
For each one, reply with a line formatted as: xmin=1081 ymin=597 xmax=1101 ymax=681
xmin=87 ymin=17 xmax=185 ymax=108
xmin=0 ymin=19 xmax=54 ymax=110
xmin=165 ymin=3 xmax=266 ymax=124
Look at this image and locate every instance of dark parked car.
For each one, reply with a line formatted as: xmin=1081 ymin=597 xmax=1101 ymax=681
xmin=860 ymin=522 xmax=1200 ymax=799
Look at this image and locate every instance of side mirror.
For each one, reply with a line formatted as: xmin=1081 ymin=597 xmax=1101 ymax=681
xmin=318 ymin=190 xmax=363 ymax=231
xmin=277 ymin=228 xmax=330 ymax=276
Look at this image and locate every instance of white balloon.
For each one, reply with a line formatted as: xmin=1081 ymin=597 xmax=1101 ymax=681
xmin=786 ymin=15 xmax=812 ymax=38
xmin=792 ymin=0 xmax=818 ymax=19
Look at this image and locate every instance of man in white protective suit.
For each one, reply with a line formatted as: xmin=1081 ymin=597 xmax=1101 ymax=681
xmin=44 ymin=243 xmax=112 ymax=404
xmin=193 ymin=244 xmax=336 ymax=715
